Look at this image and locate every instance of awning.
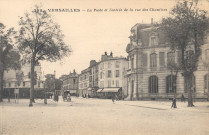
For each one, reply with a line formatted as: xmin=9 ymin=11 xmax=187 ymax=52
xmin=100 ymin=88 xmax=121 ymax=93
xmin=97 ymin=89 xmax=103 ymax=92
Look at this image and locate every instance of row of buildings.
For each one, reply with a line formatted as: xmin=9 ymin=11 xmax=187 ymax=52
xmin=61 ymin=53 xmax=128 ymax=99
xmin=3 ymin=64 xmax=45 ymax=98
xmin=3 ymin=21 xmax=209 ymax=100
xmin=62 ymin=21 xmax=209 ymax=100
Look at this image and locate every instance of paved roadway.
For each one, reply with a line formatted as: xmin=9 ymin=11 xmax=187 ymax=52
xmin=0 ymin=97 xmax=209 ymax=135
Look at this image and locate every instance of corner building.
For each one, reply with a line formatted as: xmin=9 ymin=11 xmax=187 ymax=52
xmin=125 ymin=23 xmax=209 ymax=100
xmin=98 ymin=52 xmax=128 ymax=97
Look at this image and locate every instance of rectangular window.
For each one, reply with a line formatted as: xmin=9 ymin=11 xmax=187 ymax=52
xmin=159 ymin=52 xmax=165 ymax=67
xmin=108 ymin=70 xmax=112 ymax=78
xmin=108 ymin=62 xmax=111 ymax=68
xmin=73 ymin=79 xmax=76 ymax=84
xmin=100 ymin=72 xmax=103 ymax=79
xmin=115 ymin=70 xmax=120 ymax=77
xmin=151 ymin=37 xmax=157 ymax=46
xmin=115 ymin=61 xmax=120 ymax=68
xmin=108 ymin=80 xmax=111 ymax=87
xmin=167 ymin=52 xmax=175 ymax=66
xmin=100 ymin=81 xmax=104 ymax=88
xmin=131 ymin=57 xmax=134 ymax=70
xmin=38 ymin=82 xmax=40 ymax=88
xmin=142 ymin=53 xmax=147 ymax=67
xmin=89 ymin=76 xmax=92 ymax=82
xmin=23 ymin=82 xmax=25 ymax=87
xmin=150 ymin=53 xmax=157 ymax=68
xmin=116 ymin=80 xmax=119 ymax=87
xmin=28 ymin=72 xmax=31 ymax=78
xmin=9 ymin=82 xmax=11 ymax=87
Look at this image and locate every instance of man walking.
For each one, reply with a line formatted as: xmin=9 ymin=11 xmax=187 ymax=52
xmin=171 ymin=97 xmax=177 ymax=108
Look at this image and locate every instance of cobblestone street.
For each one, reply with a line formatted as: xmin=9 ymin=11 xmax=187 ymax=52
xmin=1 ymin=97 xmax=209 ymax=135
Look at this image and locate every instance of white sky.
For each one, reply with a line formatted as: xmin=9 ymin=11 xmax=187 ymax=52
xmin=0 ymin=0 xmax=208 ymax=78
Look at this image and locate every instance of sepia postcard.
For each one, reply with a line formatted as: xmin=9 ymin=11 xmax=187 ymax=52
xmin=0 ymin=0 xmax=209 ymax=135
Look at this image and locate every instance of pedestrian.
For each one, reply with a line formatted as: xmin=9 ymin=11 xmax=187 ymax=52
xmin=67 ymin=93 xmax=71 ymax=102
xmin=181 ymin=94 xmax=185 ymax=102
xmin=171 ymin=97 xmax=177 ymax=108
xmin=54 ymin=93 xmax=59 ymax=102
xmin=112 ymin=94 xmax=116 ymax=104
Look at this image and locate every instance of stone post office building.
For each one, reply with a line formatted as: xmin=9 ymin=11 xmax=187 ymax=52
xmin=125 ymin=23 xmax=209 ymax=100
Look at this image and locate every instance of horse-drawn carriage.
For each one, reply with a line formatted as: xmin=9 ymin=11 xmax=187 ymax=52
xmin=62 ymin=90 xmax=71 ymax=102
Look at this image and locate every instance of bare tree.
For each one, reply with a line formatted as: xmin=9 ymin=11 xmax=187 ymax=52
xmin=16 ymin=5 xmax=71 ymax=107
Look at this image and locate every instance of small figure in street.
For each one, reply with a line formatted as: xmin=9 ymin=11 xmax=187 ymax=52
xmin=67 ymin=93 xmax=71 ymax=102
xmin=112 ymin=94 xmax=116 ymax=104
xmin=171 ymin=97 xmax=177 ymax=108
xmin=54 ymin=93 xmax=59 ymax=102
xmin=181 ymin=94 xmax=185 ymax=102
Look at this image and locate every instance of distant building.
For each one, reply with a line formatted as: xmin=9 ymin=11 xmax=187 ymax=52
xmin=3 ymin=63 xmax=44 ymax=98
xmin=89 ymin=60 xmax=99 ymax=89
xmin=125 ymin=22 xmax=209 ymax=100
xmin=97 ymin=52 xmax=128 ymax=98
xmin=78 ymin=52 xmax=128 ymax=99
xmin=78 ymin=68 xmax=90 ymax=97
xmin=62 ymin=70 xmax=79 ymax=96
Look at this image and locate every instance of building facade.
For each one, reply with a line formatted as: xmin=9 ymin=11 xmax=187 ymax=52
xmin=89 ymin=60 xmax=99 ymax=89
xmin=98 ymin=52 xmax=128 ymax=97
xmin=3 ymin=64 xmax=44 ymax=98
xmin=125 ymin=23 xmax=209 ymax=100
xmin=78 ymin=68 xmax=90 ymax=97
xmin=62 ymin=70 xmax=79 ymax=96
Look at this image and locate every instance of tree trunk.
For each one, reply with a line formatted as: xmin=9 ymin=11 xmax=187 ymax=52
xmin=0 ymin=69 xmax=4 ymax=102
xmin=29 ymin=59 xmax=35 ymax=107
xmin=185 ymin=73 xmax=194 ymax=107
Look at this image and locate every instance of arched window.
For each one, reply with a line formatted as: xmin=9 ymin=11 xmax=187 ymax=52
xmin=204 ymin=74 xmax=209 ymax=92
xmin=166 ymin=75 xmax=176 ymax=93
xmin=149 ymin=76 xmax=158 ymax=93
xmin=150 ymin=53 xmax=157 ymax=68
